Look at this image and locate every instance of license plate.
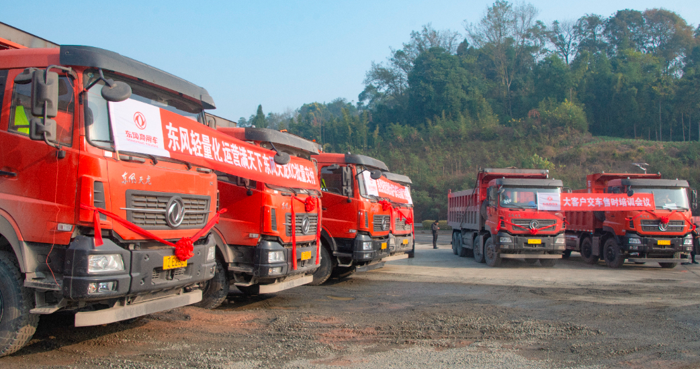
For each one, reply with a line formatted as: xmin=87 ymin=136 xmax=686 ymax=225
xmin=301 ymin=251 xmax=311 ymax=260
xmin=527 ymin=239 xmax=542 ymax=245
xmin=163 ymin=255 xmax=187 ymax=270
xmin=402 ymin=239 xmax=409 ymax=245
xmin=658 ymin=240 xmax=671 ymax=246
xmin=381 ymin=242 xmax=387 ymax=249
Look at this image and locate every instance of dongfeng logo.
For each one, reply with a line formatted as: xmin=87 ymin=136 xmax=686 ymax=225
xmin=658 ymin=222 xmax=668 ymax=232
xmin=529 ymin=220 xmax=540 ymax=230
xmin=166 ymin=196 xmax=185 ymax=228
xmin=301 ymin=215 xmax=310 ymax=235
xmin=133 ymin=112 xmax=147 ymax=130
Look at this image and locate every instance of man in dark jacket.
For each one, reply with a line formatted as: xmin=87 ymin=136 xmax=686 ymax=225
xmin=431 ymin=220 xmax=440 ymax=249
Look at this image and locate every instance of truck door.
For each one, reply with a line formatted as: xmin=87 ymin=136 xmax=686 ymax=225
xmin=320 ymin=164 xmax=356 ymax=237
xmin=0 ymin=69 xmax=79 ymax=245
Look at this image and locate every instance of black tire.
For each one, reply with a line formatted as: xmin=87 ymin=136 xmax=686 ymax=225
xmin=580 ymin=237 xmax=598 ymax=264
xmin=562 ymin=250 xmax=571 ymax=259
xmin=603 ymin=238 xmax=624 ymax=268
xmin=236 ymin=284 xmax=260 ymax=296
xmin=0 ymin=251 xmax=39 ymax=357
xmin=659 ymin=257 xmax=679 ymax=268
xmin=309 ymin=247 xmax=333 ymax=286
xmin=473 ymin=236 xmax=485 ymax=263
xmin=539 ymin=259 xmax=556 ymax=267
xmin=331 ymin=266 xmax=356 ymax=279
xmin=452 ymin=232 xmax=459 ymax=255
xmin=525 ymin=258 xmax=538 ymax=265
xmin=196 ymin=258 xmax=229 ymax=309
xmin=484 ymin=238 xmax=501 ymax=267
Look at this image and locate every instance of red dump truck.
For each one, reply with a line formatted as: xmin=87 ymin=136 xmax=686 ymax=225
xmin=312 ymin=153 xmax=393 ymax=284
xmin=198 ymin=125 xmax=322 ymax=308
xmin=381 ymin=172 xmax=415 ymax=258
xmin=564 ymin=173 xmax=697 ymax=268
xmin=448 ymin=168 xmax=566 ymax=267
xmin=0 ymin=40 xmax=223 ymax=354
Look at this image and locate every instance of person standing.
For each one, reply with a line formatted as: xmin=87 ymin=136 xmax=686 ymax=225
xmin=431 ymin=220 xmax=440 ymax=249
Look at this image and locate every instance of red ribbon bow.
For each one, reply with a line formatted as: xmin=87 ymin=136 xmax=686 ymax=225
xmin=81 ymin=204 xmax=227 ymax=261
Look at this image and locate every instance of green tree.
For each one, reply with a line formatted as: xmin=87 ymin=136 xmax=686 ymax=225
xmin=252 ymin=105 xmax=267 ymax=128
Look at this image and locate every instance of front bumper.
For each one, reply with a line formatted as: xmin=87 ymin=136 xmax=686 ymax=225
xmin=62 ymin=235 xmax=217 ymax=301
xmin=389 ymin=233 xmax=413 ymax=254
xmin=251 ymin=240 xmax=320 ymax=278
xmin=496 ymin=232 xmax=566 ymax=254
xmin=353 ymin=234 xmax=390 ymax=262
xmin=621 ymin=235 xmax=690 ymax=255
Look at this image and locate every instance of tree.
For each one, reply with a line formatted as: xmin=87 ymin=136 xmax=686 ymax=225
xmin=549 ymin=20 xmax=578 ymax=64
xmin=252 ymin=105 xmax=267 ymax=128
xmin=466 ymin=0 xmax=544 ymax=117
xmin=574 ymin=14 xmax=607 ymax=55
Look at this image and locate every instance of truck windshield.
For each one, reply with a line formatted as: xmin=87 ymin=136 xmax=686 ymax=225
xmin=500 ymin=187 xmax=560 ymax=209
xmin=84 ymin=70 xmax=203 ymax=150
xmin=634 ymin=187 xmax=689 ymax=210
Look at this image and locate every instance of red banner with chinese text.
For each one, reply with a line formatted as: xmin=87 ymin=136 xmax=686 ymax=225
xmin=376 ymin=177 xmax=412 ymax=205
xmin=561 ymin=193 xmax=654 ymax=211
xmin=109 ymin=99 xmax=319 ymax=190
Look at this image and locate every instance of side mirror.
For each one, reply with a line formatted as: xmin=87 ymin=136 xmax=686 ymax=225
xmin=31 ymin=70 xmax=59 ymax=117
xmin=370 ymin=170 xmax=382 ymax=180
xmin=29 ymin=117 xmax=57 ymax=141
xmin=327 ymin=163 xmax=339 ymax=170
xmin=101 ymin=79 xmax=132 ymax=102
xmin=342 ymin=167 xmax=353 ymax=197
xmin=273 ymin=152 xmax=290 ymax=165
xmin=692 ymin=189 xmax=697 ymax=210
xmin=627 ymin=189 xmax=634 ymax=197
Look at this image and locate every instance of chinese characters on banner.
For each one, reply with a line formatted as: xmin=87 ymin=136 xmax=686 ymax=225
xmin=361 ymin=173 xmax=413 ymax=204
xmin=108 ymin=99 xmax=319 ymax=190
xmin=535 ymin=193 xmax=655 ymax=211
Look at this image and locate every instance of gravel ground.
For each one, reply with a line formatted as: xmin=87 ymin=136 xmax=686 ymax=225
xmin=2 ymin=230 xmax=700 ymax=368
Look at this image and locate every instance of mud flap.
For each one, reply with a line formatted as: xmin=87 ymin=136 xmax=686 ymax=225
xmin=592 ymin=236 xmax=601 ymax=256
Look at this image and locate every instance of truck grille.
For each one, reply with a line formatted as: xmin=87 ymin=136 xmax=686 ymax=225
xmin=641 ymin=220 xmax=684 ymax=232
xmin=125 ymin=191 xmax=210 ymax=230
xmin=510 ymin=219 xmax=556 ymax=229
xmin=285 ymin=213 xmax=319 ymax=236
xmin=394 ymin=217 xmax=412 ymax=231
xmin=374 ymin=215 xmax=390 ymax=232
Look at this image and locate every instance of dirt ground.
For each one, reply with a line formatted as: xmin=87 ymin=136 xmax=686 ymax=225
xmin=2 ymin=229 xmax=700 ymax=368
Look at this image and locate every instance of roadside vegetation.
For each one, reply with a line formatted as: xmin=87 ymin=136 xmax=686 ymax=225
xmin=238 ymin=1 xmax=700 ymax=221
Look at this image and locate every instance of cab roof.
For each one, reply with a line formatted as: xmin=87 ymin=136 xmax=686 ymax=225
xmin=493 ymin=178 xmax=563 ymax=187
xmin=219 ymin=127 xmax=320 ymax=155
xmin=317 ymin=153 xmax=389 ymax=171
xmin=382 ymin=172 xmax=412 ymax=185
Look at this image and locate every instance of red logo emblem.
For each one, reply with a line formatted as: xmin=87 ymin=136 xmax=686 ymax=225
xmin=548 ymin=196 xmax=553 ymax=201
xmin=133 ymin=112 xmax=147 ymax=130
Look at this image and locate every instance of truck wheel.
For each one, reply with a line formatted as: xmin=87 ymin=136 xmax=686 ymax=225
xmin=525 ymin=259 xmax=538 ymax=265
xmin=331 ymin=266 xmax=356 ymax=279
xmin=579 ymin=238 xmax=598 ymax=264
xmin=484 ymin=238 xmax=501 ymax=267
xmin=458 ymin=243 xmax=472 ymax=258
xmin=473 ymin=236 xmax=485 ymax=263
xmin=0 ymin=251 xmax=39 ymax=357
xmin=539 ymin=259 xmax=556 ymax=267
xmin=603 ymin=238 xmax=624 ymax=268
xmin=309 ymin=247 xmax=332 ymax=286
xmin=659 ymin=262 xmax=678 ymax=269
xmin=452 ymin=233 xmax=459 ymax=255
xmin=196 ymin=258 xmax=229 ymax=309
xmin=562 ymin=250 xmax=571 ymax=259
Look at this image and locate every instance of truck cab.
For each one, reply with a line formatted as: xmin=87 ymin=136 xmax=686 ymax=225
xmin=312 ymin=153 xmax=392 ymax=284
xmin=565 ymin=173 xmax=697 ymax=268
xmin=198 ymin=125 xmax=322 ymax=307
xmin=0 ymin=45 xmax=219 ymax=355
xmin=381 ymin=172 xmax=415 ymax=258
xmin=448 ymin=168 xmax=566 ymax=267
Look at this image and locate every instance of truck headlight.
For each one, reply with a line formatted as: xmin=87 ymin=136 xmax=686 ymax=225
xmin=267 ymin=250 xmax=285 ymax=263
xmin=206 ymin=246 xmax=216 ymax=262
xmin=555 ymin=237 xmax=565 ymax=245
xmin=87 ymin=254 xmax=125 ymax=274
xmin=683 ymin=236 xmax=693 ymax=246
xmin=500 ymin=237 xmax=512 ymax=243
xmin=362 ymin=241 xmax=372 ymax=250
xmin=628 ymin=238 xmax=642 ymax=245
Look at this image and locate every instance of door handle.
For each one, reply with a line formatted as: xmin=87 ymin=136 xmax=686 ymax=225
xmin=0 ymin=170 xmax=17 ymax=177
xmin=322 ymin=207 xmax=327 ymax=211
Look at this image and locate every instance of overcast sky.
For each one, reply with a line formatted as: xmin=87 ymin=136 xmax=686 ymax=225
xmin=3 ymin=1 xmax=699 ymax=121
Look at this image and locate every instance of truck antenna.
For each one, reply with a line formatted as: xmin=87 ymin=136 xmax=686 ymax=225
xmin=632 ymin=163 xmax=649 ymax=174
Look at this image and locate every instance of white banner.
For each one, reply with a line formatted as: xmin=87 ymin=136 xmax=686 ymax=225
xmin=404 ymin=187 xmax=413 ymax=205
xmin=362 ymin=171 xmax=379 ymax=196
xmin=537 ymin=193 xmax=561 ymax=211
xmin=109 ymin=98 xmax=170 ymax=157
